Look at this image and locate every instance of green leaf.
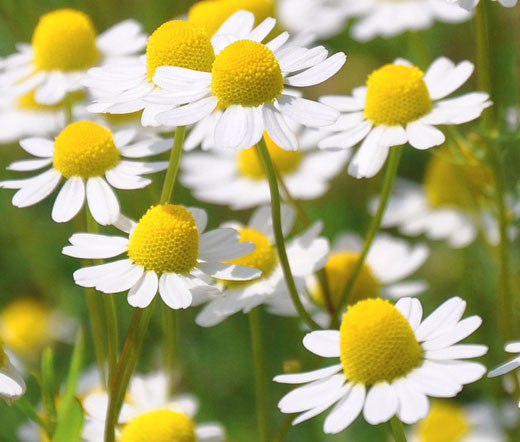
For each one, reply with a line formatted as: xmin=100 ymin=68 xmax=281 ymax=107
xmin=51 ymin=398 xmax=84 ymax=442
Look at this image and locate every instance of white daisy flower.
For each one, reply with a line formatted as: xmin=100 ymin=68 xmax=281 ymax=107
xmin=81 ymin=371 xmax=225 ymax=441
xmin=318 ymin=57 xmax=491 ymax=178
xmin=62 ymin=204 xmax=261 ymax=309
xmin=196 ymin=204 xmax=329 ymax=326
xmin=349 ymin=0 xmax=471 ymax=42
xmin=266 ymin=233 xmax=429 ymax=321
xmin=0 ymin=338 xmax=25 ymax=404
xmin=274 ymin=296 xmax=487 ymax=433
xmin=180 ymin=130 xmax=350 ymax=209
xmin=409 ymin=400 xmax=506 ymax=442
xmin=0 ymin=121 xmax=171 ymax=225
xmin=149 ymin=10 xmax=346 ymax=151
xmin=448 ymin=0 xmax=517 ymax=10
xmin=0 ymin=9 xmax=146 ymax=105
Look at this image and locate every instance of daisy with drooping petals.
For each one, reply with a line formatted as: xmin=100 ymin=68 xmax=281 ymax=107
xmin=82 ymin=371 xmax=225 ymax=441
xmin=0 ymin=121 xmax=171 ymax=225
xmin=447 ymin=0 xmax=517 ymax=11
xmin=0 ymin=10 xmax=146 ymax=106
xmin=348 ymin=0 xmax=471 ymax=42
xmin=0 ymin=337 xmax=25 ymax=404
xmin=318 ymin=57 xmax=491 ymax=178
xmin=150 ymin=11 xmax=345 ymax=151
xmin=181 ymin=131 xmax=350 ymax=209
xmin=63 ymin=204 xmax=261 ymax=309
xmin=196 ymin=205 xmax=329 ymax=326
xmin=275 ymin=296 xmax=487 ymax=433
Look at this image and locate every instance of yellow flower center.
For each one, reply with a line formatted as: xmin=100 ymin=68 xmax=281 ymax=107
xmin=16 ymin=90 xmax=85 ymax=111
xmin=0 ymin=298 xmax=53 ymax=359
xmin=128 ymin=205 xmax=199 ymax=274
xmin=32 ymin=9 xmax=99 ymax=71
xmin=188 ymin=0 xmax=275 ymax=37
xmin=424 ymin=150 xmax=493 ymax=211
xmin=417 ymin=401 xmax=471 ymax=442
xmin=224 ymin=227 xmax=277 ymax=287
xmin=311 ymin=252 xmax=380 ymax=310
xmin=339 ymin=298 xmax=422 ymax=385
xmin=146 ymin=20 xmax=215 ymax=81
xmin=364 ymin=64 xmax=432 ymax=126
xmin=119 ymin=410 xmax=196 ymax=442
xmin=238 ymin=132 xmax=302 ymax=178
xmin=53 ymin=121 xmax=120 ymax=178
xmin=211 ymin=40 xmax=283 ymax=108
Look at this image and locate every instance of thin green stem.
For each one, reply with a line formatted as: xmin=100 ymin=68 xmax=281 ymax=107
xmin=389 ymin=416 xmax=407 ymax=442
xmin=249 ymin=308 xmax=269 ymax=442
xmin=64 ymin=94 xmax=73 ymax=125
xmin=255 ymin=138 xmax=321 ymax=330
xmin=162 ymin=306 xmax=178 ymax=392
xmin=160 ymin=126 xmax=186 ymax=204
xmin=407 ymin=31 xmax=430 ymax=67
xmin=331 ymin=146 xmax=402 ymax=328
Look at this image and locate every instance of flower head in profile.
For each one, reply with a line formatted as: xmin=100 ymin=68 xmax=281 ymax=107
xmin=82 ymin=371 xmax=225 ymax=441
xmin=318 ymin=57 xmax=491 ymax=178
xmin=196 ymin=205 xmax=329 ymax=326
xmin=149 ymin=11 xmax=345 ymax=150
xmin=275 ymin=296 xmax=487 ymax=433
xmin=0 ymin=121 xmax=171 ymax=225
xmin=0 ymin=337 xmax=25 ymax=404
xmin=63 ymin=205 xmax=261 ymax=309
xmin=0 ymin=9 xmax=146 ymax=105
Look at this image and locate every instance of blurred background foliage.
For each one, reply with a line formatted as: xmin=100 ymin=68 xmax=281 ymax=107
xmin=0 ymin=0 xmax=520 ymax=441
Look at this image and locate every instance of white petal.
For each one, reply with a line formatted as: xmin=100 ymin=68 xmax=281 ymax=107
xmin=319 ymin=95 xmax=365 ymax=112
xmin=505 ymin=341 xmax=520 ymax=353
xmin=425 ymin=58 xmax=474 ymax=100
xmin=63 ymin=233 xmax=129 ymax=259
xmin=302 ymin=331 xmax=341 ymax=358
xmin=318 ymin=121 xmax=372 ymax=150
xmin=189 ymin=207 xmax=208 ymax=232
xmin=127 ymin=271 xmax=159 ymax=308
xmin=394 ymin=297 xmax=423 ymax=331
xmin=51 ymin=177 xmax=85 ymax=223
xmin=274 ymin=364 xmax=343 ymax=384
xmin=11 ymin=168 xmax=61 ymax=208
xmin=425 ymin=344 xmax=488 ymax=360
xmin=199 ymin=229 xmax=254 ymax=262
xmin=363 ymin=383 xmax=398 ymax=425
xmin=406 ymin=121 xmax=445 ymax=150
xmin=198 ymin=262 xmax=261 ymax=281
xmin=105 ymin=168 xmax=151 ymax=190
xmin=86 ymin=177 xmax=120 ymax=226
xmin=393 ymin=378 xmax=429 ymax=424
xmin=156 ymin=97 xmax=218 ymax=126
xmin=7 ymin=158 xmax=52 ymax=171
xmin=347 ymin=127 xmax=388 ymax=179
xmin=277 ymin=95 xmax=339 ymax=127
xmin=323 ymin=383 xmax=365 ymax=434
xmin=214 ymin=10 xmax=254 ymax=39
xmin=285 ymin=53 xmax=346 ymax=87
xmin=19 ymin=138 xmax=54 ymax=157
xmin=159 ymin=273 xmax=193 ymax=309
xmin=488 ymin=357 xmax=520 ymax=377
xmin=422 ymin=316 xmax=482 ymax=350
xmin=415 ymin=297 xmax=466 ymax=342
xmin=263 ymin=105 xmax=298 ymax=151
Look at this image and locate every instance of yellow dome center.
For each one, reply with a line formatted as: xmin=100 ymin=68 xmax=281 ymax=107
xmin=417 ymin=401 xmax=471 ymax=442
xmin=339 ymin=298 xmax=422 ymax=385
xmin=211 ymin=40 xmax=283 ymax=107
xmin=311 ymin=252 xmax=380 ymax=309
xmin=53 ymin=121 xmax=120 ymax=178
xmin=238 ymin=132 xmax=302 ymax=178
xmin=128 ymin=205 xmax=199 ymax=274
xmin=146 ymin=20 xmax=215 ymax=81
xmin=0 ymin=298 xmax=53 ymax=359
xmin=424 ymin=151 xmax=493 ymax=211
xmin=224 ymin=227 xmax=277 ymax=287
xmin=119 ymin=409 xmax=196 ymax=442
xmin=188 ymin=0 xmax=275 ymax=37
xmin=32 ymin=9 xmax=99 ymax=71
xmin=364 ymin=64 xmax=432 ymax=126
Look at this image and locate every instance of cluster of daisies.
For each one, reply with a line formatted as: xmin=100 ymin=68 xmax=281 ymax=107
xmin=0 ymin=0 xmax=519 ymax=440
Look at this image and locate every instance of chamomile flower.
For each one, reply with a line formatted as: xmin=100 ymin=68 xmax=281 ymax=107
xmin=348 ymin=0 xmax=471 ymax=42
xmin=196 ymin=205 xmax=329 ymax=326
xmin=318 ymin=57 xmax=491 ymax=178
xmin=0 ymin=121 xmax=171 ymax=225
xmin=275 ymin=296 xmax=487 ymax=433
xmin=82 ymin=371 xmax=225 ymax=441
xmin=63 ymin=204 xmax=261 ymax=309
xmin=448 ymin=0 xmax=517 ymax=10
xmin=0 ymin=338 xmax=25 ymax=404
xmin=409 ymin=400 xmax=506 ymax=442
xmin=180 ymin=131 xmax=350 ymax=209
xmin=150 ymin=11 xmax=345 ymax=150
xmin=0 ymin=10 xmax=146 ymax=105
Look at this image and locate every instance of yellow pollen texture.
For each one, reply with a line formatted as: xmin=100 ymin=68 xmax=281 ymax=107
xmin=188 ymin=0 xmax=275 ymax=37
xmin=32 ymin=9 xmax=99 ymax=71
xmin=364 ymin=64 xmax=432 ymax=126
xmin=211 ymin=40 xmax=283 ymax=107
xmin=238 ymin=132 xmax=302 ymax=178
xmin=224 ymin=227 xmax=277 ymax=287
xmin=53 ymin=121 xmax=119 ymax=178
xmin=146 ymin=20 xmax=215 ymax=81
xmin=339 ymin=298 xmax=422 ymax=385
xmin=311 ymin=252 xmax=380 ymax=309
xmin=417 ymin=401 xmax=471 ymax=442
xmin=128 ymin=205 xmax=199 ymax=274
xmin=119 ymin=409 xmax=196 ymax=442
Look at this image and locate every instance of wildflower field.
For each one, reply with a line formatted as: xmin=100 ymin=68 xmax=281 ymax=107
xmin=1 ymin=0 xmax=520 ymax=441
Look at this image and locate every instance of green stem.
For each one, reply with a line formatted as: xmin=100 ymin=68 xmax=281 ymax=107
xmin=389 ymin=416 xmax=407 ymax=442
xmin=331 ymin=146 xmax=402 ymax=328
xmin=64 ymin=93 xmax=73 ymax=125
xmin=249 ymin=308 xmax=269 ymax=442
xmin=159 ymin=126 xmax=186 ymax=204
xmin=162 ymin=306 xmax=178 ymax=392
xmin=407 ymin=31 xmax=430 ymax=67
xmin=255 ymin=138 xmax=321 ymax=330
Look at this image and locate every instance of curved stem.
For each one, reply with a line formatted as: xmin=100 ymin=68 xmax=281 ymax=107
xmin=160 ymin=126 xmax=186 ymax=204
xmin=255 ymin=138 xmax=321 ymax=330
xmin=331 ymin=146 xmax=402 ymax=328
xmin=249 ymin=308 xmax=269 ymax=442
xmin=389 ymin=416 xmax=407 ymax=442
